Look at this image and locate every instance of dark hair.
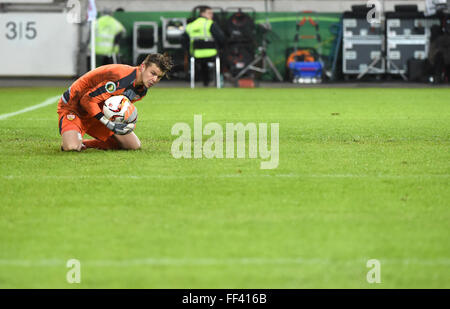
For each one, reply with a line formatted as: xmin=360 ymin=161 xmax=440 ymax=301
xmin=199 ymin=6 xmax=212 ymax=15
xmin=142 ymin=53 xmax=173 ymax=77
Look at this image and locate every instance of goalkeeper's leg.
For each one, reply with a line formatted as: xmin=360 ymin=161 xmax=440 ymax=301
xmin=82 ymin=120 xmax=139 ymax=150
xmin=114 ymin=132 xmax=141 ymax=150
xmin=83 ymin=136 xmax=120 ymax=150
xmin=61 ymin=130 xmax=83 ymax=151
xmin=83 ymin=133 xmax=140 ymax=150
xmin=59 ymin=112 xmax=84 ymax=152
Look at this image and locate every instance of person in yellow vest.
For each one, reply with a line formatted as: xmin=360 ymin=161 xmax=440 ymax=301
xmin=95 ymin=9 xmax=126 ymax=66
xmin=183 ymin=6 xmax=225 ymax=86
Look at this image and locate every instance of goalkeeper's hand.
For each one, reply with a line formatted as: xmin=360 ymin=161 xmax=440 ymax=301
xmin=110 ymin=122 xmax=135 ymax=135
xmin=97 ymin=114 xmax=135 ymax=135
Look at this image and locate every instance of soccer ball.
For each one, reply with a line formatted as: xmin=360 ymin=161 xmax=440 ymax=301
xmin=103 ymin=95 xmax=138 ymax=124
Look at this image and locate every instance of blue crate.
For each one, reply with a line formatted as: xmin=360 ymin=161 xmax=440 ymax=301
xmin=289 ymin=61 xmax=323 ymax=78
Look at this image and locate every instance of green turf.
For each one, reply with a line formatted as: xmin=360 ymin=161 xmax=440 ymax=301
xmin=0 ymin=87 xmax=449 ymax=288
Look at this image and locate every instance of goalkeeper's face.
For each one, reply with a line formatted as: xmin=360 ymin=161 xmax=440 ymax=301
xmin=140 ymin=63 xmax=164 ymax=89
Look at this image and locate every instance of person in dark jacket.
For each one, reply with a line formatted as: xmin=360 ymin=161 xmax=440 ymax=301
xmin=429 ymin=19 xmax=450 ymax=83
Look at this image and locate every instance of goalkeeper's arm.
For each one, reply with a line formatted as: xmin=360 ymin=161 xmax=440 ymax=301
xmin=78 ymin=87 xmax=134 ymax=135
xmin=94 ymin=112 xmax=135 ymax=135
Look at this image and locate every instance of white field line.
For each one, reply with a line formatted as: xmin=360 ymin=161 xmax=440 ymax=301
xmin=0 ymin=95 xmax=60 ymax=120
xmin=2 ymin=174 xmax=449 ymax=180
xmin=0 ymin=257 xmax=449 ymax=267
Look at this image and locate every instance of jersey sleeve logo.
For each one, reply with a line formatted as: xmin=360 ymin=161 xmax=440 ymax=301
xmin=105 ymin=81 xmax=117 ymax=93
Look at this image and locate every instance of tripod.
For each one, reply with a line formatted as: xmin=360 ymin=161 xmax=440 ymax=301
xmin=356 ymin=0 xmax=407 ymax=81
xmin=356 ymin=48 xmax=408 ymax=81
xmin=234 ymin=26 xmax=283 ymax=81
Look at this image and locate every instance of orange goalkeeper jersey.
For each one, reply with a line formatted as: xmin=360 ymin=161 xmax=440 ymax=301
xmin=57 ymin=64 xmax=147 ymax=120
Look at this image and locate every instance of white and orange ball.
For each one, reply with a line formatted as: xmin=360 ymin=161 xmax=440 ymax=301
xmin=103 ymin=95 xmax=138 ymax=124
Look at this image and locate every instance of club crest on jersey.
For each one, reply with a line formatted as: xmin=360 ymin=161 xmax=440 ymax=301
xmin=105 ymin=81 xmax=116 ymax=93
xmin=67 ymin=114 xmax=76 ymax=121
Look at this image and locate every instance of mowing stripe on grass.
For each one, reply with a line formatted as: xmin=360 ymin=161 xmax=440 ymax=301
xmin=2 ymin=174 xmax=449 ymax=180
xmin=0 ymin=95 xmax=60 ymax=120
xmin=0 ymin=257 xmax=449 ymax=267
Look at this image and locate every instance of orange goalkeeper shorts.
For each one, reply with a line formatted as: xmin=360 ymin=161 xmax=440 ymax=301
xmin=58 ymin=107 xmax=114 ymax=142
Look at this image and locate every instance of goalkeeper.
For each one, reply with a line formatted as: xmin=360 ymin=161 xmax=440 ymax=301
xmin=57 ymin=53 xmax=172 ymax=151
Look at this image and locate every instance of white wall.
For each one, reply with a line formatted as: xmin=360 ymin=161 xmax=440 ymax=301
xmin=0 ymin=12 xmax=79 ymax=76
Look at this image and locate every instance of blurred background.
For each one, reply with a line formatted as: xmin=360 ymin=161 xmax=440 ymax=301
xmin=0 ymin=0 xmax=449 ymax=86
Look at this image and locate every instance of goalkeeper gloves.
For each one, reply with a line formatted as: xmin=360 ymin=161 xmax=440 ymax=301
xmin=96 ymin=113 xmax=135 ymax=135
xmin=110 ymin=122 xmax=135 ymax=135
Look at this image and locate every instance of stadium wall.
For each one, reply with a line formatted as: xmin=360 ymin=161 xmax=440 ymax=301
xmin=114 ymin=11 xmax=341 ymax=79
xmin=96 ymin=0 xmax=425 ymax=13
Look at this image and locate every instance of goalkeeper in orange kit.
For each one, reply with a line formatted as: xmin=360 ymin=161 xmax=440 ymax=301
xmin=57 ymin=53 xmax=173 ymax=151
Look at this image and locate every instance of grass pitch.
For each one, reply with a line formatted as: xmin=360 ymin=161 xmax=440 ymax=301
xmin=0 ymin=86 xmax=449 ymax=288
